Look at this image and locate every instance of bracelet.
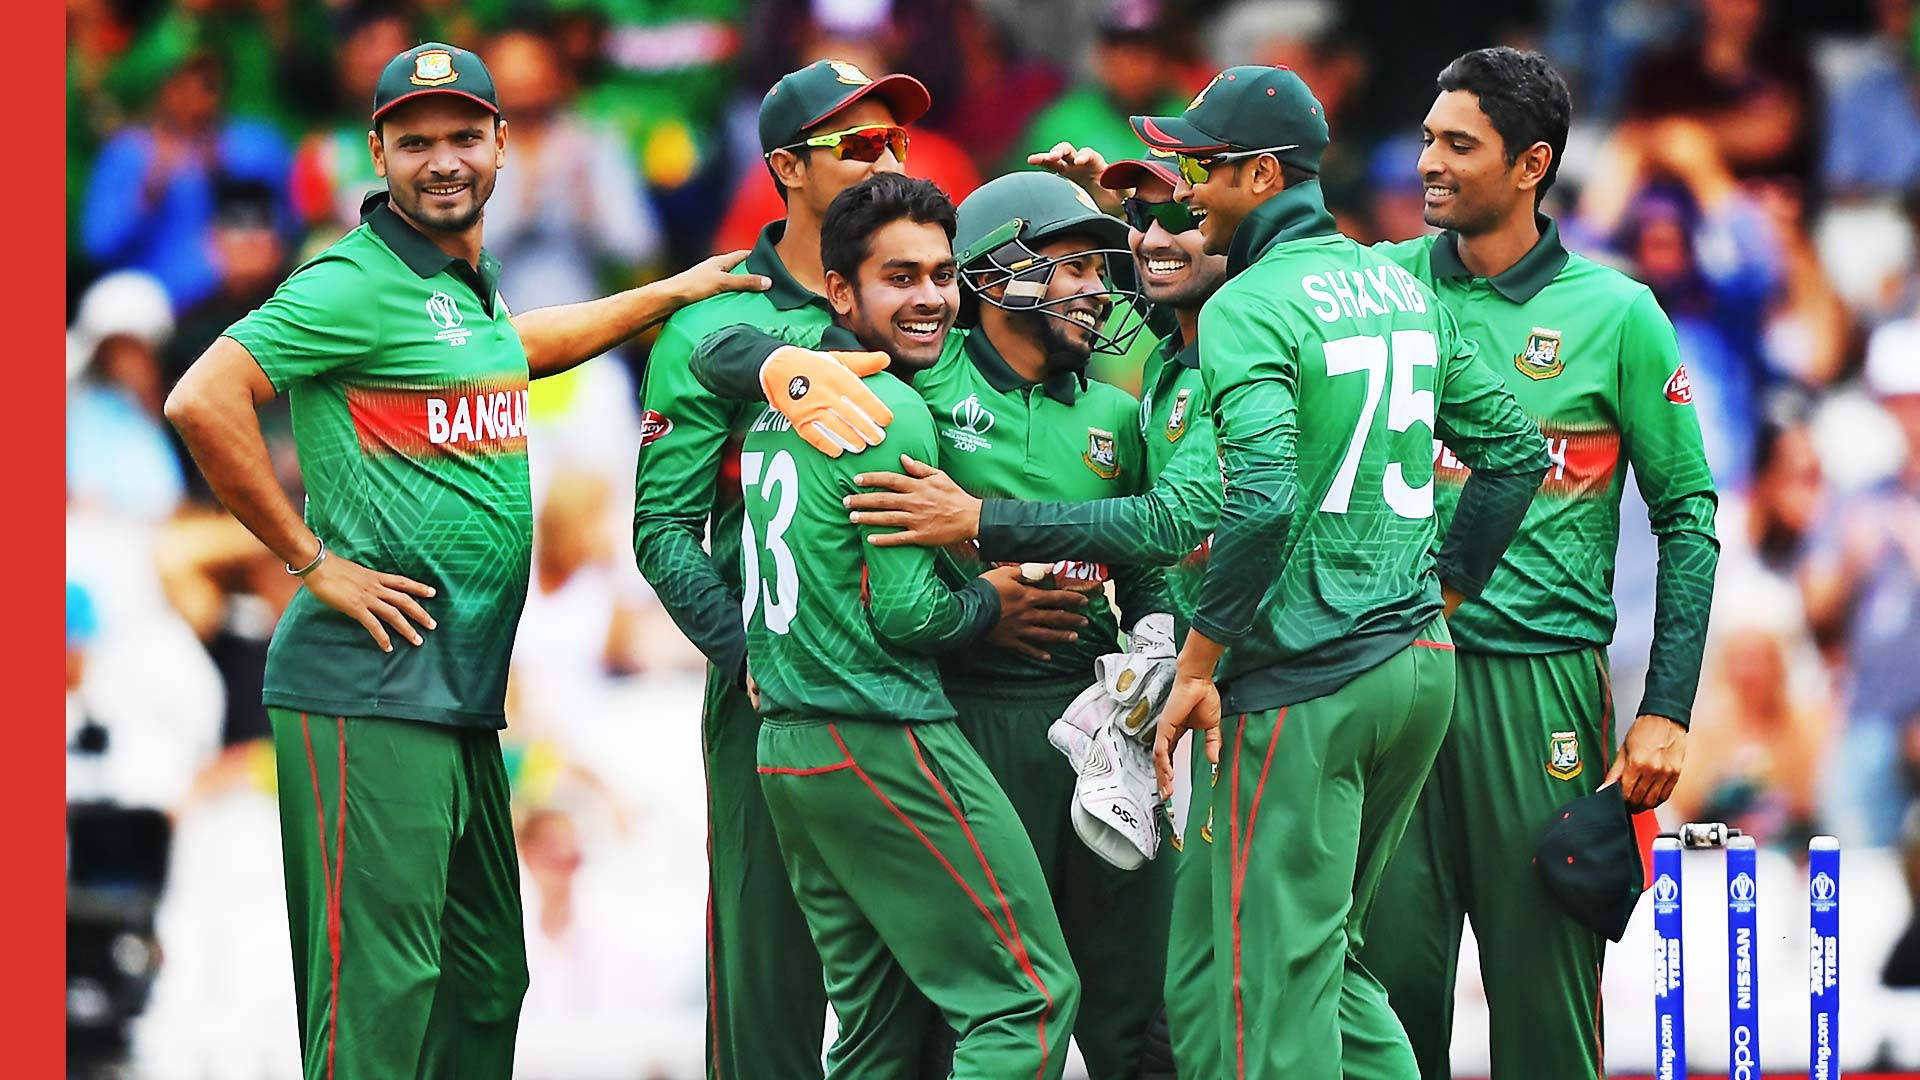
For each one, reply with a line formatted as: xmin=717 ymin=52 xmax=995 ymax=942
xmin=287 ymin=539 xmax=328 ymax=577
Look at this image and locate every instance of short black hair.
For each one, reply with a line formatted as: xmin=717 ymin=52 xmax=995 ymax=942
xmin=1436 ymin=47 xmax=1572 ymax=202
xmin=820 ymin=173 xmax=957 ymax=285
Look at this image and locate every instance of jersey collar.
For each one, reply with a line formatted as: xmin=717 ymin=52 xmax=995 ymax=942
xmin=748 ymin=222 xmax=834 ymax=313
xmin=1225 ymin=180 xmax=1340 ymax=278
xmin=360 ymin=192 xmax=502 ymax=314
xmin=1429 ymin=214 xmax=1569 ymax=304
xmin=964 ymin=327 xmax=1085 ymax=405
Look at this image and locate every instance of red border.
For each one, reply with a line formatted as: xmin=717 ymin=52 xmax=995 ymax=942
xmin=22 ymin=0 xmax=67 ymax=1070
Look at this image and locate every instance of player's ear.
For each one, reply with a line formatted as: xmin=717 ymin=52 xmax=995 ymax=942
xmin=825 ymin=268 xmax=856 ymax=316
xmin=1515 ymin=139 xmax=1552 ymax=195
xmin=768 ymin=148 xmax=808 ymax=196
xmin=1253 ymin=154 xmax=1283 ymax=195
xmin=494 ymin=117 xmax=509 ymax=168
xmin=369 ymin=129 xmax=387 ymax=178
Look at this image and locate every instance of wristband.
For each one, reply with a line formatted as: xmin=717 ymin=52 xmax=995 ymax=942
xmin=287 ymin=539 xmax=328 ymax=577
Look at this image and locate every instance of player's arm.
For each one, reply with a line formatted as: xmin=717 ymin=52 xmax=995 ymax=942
xmin=167 ymin=260 xmax=434 ymax=652
xmin=1606 ymin=290 xmax=1720 ymax=812
xmin=1620 ymin=291 xmax=1721 ymax=725
xmin=690 ymin=324 xmax=893 ymax=457
xmin=512 ymin=252 xmax=770 ymax=379
xmin=1108 ymin=420 xmax=1180 ymax=629
xmin=858 ymin=404 xmax=1004 ymax=652
xmin=853 ymin=395 xmax=1222 ymax=562
xmin=631 ymin=321 xmax=755 ymax=685
xmin=1185 ymin=302 xmax=1299 ymax=652
xmin=1431 ymin=316 xmax=1553 ymax=602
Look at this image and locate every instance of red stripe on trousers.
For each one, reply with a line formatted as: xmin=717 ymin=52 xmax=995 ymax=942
xmin=1594 ymin=961 xmax=1606 ymax=1080
xmin=1228 ymin=714 xmax=1246 ymax=1080
xmin=299 ymin=715 xmax=347 ymax=1080
xmin=905 ymin=729 xmax=1056 ymax=1079
xmin=1231 ymin=708 xmax=1287 ymax=1080
xmin=756 ymin=762 xmax=856 ymax=776
xmin=1413 ymin=639 xmax=1455 ymax=650
xmin=701 ymin=722 xmax=721 ymax=1080
xmin=823 ymin=724 xmax=1052 ymax=1074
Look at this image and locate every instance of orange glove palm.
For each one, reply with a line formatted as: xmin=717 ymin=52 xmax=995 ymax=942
xmin=759 ymin=346 xmax=895 ymax=457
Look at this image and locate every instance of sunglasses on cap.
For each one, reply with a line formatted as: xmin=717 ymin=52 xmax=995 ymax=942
xmin=1176 ymin=144 xmax=1301 ymax=186
xmin=773 ymin=123 xmax=910 ymax=164
xmin=1121 ymin=196 xmax=1199 ymax=235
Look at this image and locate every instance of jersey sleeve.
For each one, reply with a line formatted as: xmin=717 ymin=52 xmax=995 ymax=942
xmin=632 ymin=318 xmax=750 ymax=682
xmin=1618 ymin=289 xmax=1720 ymax=727
xmin=690 ymin=322 xmax=834 ymax=402
xmin=1432 ymin=316 xmax=1552 ymax=598
xmin=858 ymin=393 xmax=1002 ymax=653
xmin=1107 ymin=411 xmax=1178 ymax=629
xmin=223 ymin=255 xmax=380 ymax=392
xmin=975 ymin=416 xmax=1222 ymax=564
xmin=1188 ymin=297 xmax=1299 ymax=647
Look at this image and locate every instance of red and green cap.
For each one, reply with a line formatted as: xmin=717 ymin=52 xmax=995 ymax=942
xmin=1130 ymin=65 xmax=1328 ymax=173
xmin=757 ymin=59 xmax=930 ymax=155
xmin=1098 ymin=149 xmax=1180 ymax=191
xmin=372 ymin=42 xmax=499 ymax=123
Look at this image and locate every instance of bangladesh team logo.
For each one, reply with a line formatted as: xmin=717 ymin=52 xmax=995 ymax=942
xmin=1166 ymin=388 xmax=1192 ymax=441
xmin=828 ymin=60 xmax=871 ymax=85
xmin=1084 ymin=427 xmax=1120 ymax=478
xmin=1546 ymin=730 xmax=1582 ymax=780
xmin=1516 ymin=326 xmax=1565 ymax=380
xmin=411 ymin=50 xmax=457 ymax=86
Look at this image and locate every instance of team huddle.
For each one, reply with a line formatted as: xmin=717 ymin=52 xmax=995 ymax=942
xmin=169 ymin=35 xmax=1717 ymax=1080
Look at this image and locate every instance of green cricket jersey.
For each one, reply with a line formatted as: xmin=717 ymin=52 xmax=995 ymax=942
xmin=633 ymin=223 xmax=836 ymax=683
xmin=690 ymin=322 xmax=1178 ymax=686
xmin=224 ymin=194 xmax=530 ymax=728
xmin=975 ymin=330 xmax=1222 ymax=623
xmin=1376 ymin=217 xmax=1719 ymax=724
xmin=740 ymin=359 xmax=1002 ymax=722
xmin=1194 ymin=183 xmax=1551 ymax=714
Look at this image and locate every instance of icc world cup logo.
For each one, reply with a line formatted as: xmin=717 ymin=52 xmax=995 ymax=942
xmin=1654 ymin=874 xmax=1679 ymax=904
xmin=426 ymin=291 xmax=464 ymax=330
xmin=1810 ymin=872 xmax=1836 ymax=903
xmin=1729 ymin=872 xmax=1756 ymax=903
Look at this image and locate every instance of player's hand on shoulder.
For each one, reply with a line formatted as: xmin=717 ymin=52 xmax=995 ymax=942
xmin=761 ymin=345 xmax=894 ymax=457
xmin=849 ymin=455 xmax=981 ymax=547
xmin=979 ymin=565 xmax=1091 ymax=662
xmin=670 ymin=250 xmax=774 ymax=305
xmin=302 ymin=554 xmax=438 ymax=654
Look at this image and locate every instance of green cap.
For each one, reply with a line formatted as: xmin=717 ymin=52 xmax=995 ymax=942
xmin=372 ymin=42 xmax=500 ymax=123
xmin=1130 ymin=65 xmax=1328 ymax=173
xmin=758 ymin=59 xmax=930 ymax=155
xmin=1532 ymin=786 xmax=1654 ymax=942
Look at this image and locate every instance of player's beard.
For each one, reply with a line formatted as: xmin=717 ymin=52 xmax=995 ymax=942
xmin=393 ymin=170 xmax=495 ymax=235
xmin=1422 ymin=183 xmax=1504 ymax=235
xmin=1014 ymin=306 xmax=1095 ymax=376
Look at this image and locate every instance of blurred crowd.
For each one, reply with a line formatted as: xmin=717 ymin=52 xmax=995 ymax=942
xmin=65 ymin=0 xmax=1920 ymax=1074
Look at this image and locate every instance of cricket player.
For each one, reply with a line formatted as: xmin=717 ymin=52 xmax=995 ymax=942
xmin=163 ymin=43 xmax=772 ymax=1079
xmin=1137 ymin=67 xmax=1553 ymax=1079
xmin=744 ymin=170 xmax=1082 ymax=1080
xmin=691 ymin=170 xmax=1181 ymax=1076
xmin=1360 ymin=48 xmax=1719 ymax=1080
xmin=630 ymin=59 xmax=925 ymax=1080
xmin=834 ymin=152 xmax=1231 ymax=1080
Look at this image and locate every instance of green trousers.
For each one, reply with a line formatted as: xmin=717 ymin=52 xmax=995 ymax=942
xmin=1208 ymin=624 xmax=1456 ymax=1080
xmin=1164 ymin=745 xmax=1220 ymax=1079
xmin=269 ymin=710 xmax=528 ymax=1080
xmin=948 ymin=680 xmax=1174 ymax=1080
xmin=1362 ymin=648 xmax=1615 ymax=1080
xmin=701 ymin=673 xmax=829 ymax=1080
xmin=758 ymin=716 xmax=1081 ymax=1080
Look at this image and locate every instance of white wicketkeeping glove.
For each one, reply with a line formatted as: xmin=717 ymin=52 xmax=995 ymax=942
xmin=1048 ymin=685 xmax=1161 ymax=869
xmin=1045 ymin=614 xmax=1175 ymax=870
